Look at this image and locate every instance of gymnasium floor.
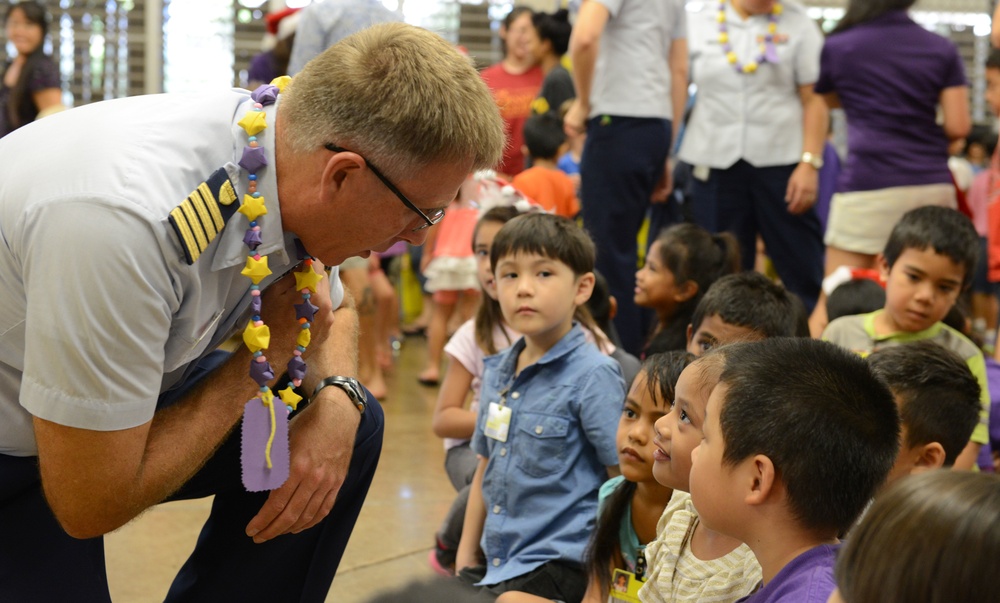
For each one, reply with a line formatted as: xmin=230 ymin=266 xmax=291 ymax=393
xmin=105 ymin=334 xmax=454 ymax=602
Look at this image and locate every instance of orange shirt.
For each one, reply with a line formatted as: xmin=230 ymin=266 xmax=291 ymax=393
xmin=512 ymin=166 xmax=580 ymax=219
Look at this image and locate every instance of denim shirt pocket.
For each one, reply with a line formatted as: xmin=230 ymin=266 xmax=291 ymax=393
xmin=515 ymin=412 xmax=570 ymax=478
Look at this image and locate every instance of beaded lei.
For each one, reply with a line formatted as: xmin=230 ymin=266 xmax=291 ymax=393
xmin=237 ymin=77 xmax=323 ymax=491
xmin=718 ymin=0 xmax=782 ymax=74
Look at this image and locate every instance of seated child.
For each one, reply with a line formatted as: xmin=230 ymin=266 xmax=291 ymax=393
xmin=497 ymin=351 xmax=693 ymax=603
xmin=688 ymin=338 xmax=899 ymax=603
xmin=867 ymin=341 xmax=982 ymax=483
xmin=831 ymin=471 xmax=1000 ymax=603
xmin=587 ymin=270 xmax=641 ymax=387
xmin=825 ymin=278 xmax=885 ymax=324
xmin=823 ymin=206 xmax=990 ymax=470
xmin=455 ymin=213 xmax=627 ymax=602
xmin=636 ymin=224 xmax=740 ymax=356
xmin=639 ymin=354 xmax=763 ymax=603
xmin=512 ymin=113 xmax=580 ymax=219
xmin=685 ymin=272 xmax=802 ymax=356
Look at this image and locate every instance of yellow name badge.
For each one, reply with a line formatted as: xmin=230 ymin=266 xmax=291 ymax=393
xmin=609 ymin=569 xmax=642 ymax=603
xmin=485 ymin=402 xmax=512 ymax=442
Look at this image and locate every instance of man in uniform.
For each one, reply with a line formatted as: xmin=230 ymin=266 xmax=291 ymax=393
xmin=0 ymin=23 xmax=504 ymax=602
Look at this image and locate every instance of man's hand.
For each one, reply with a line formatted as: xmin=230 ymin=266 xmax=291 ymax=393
xmin=651 ymin=158 xmax=674 ymax=203
xmin=563 ymin=98 xmax=589 ymax=139
xmin=785 ymin=163 xmax=818 ymax=215
xmin=245 ymin=388 xmax=360 ymax=542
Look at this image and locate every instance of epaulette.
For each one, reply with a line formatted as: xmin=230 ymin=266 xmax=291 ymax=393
xmin=168 ymin=167 xmax=239 ymax=264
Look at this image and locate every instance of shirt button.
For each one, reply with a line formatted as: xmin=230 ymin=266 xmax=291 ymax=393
xmin=492 ymin=558 xmax=501 ymax=567
xmin=493 ymin=505 xmax=501 ymax=514
xmin=535 ymin=425 xmax=544 ymax=435
xmin=511 ymin=392 xmax=520 ymax=399
xmin=500 ymin=447 xmax=507 ymax=457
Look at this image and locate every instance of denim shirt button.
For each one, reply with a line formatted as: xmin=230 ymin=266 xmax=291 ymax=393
xmin=492 ymin=558 xmax=501 ymax=567
xmin=535 ymin=425 xmax=543 ymax=435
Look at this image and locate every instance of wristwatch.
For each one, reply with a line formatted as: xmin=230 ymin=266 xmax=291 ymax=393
xmin=800 ymin=151 xmax=824 ymax=170
xmin=312 ymin=376 xmax=367 ymax=414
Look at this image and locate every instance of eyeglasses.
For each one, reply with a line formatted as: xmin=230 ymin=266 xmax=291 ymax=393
xmin=325 ymin=144 xmax=445 ymax=231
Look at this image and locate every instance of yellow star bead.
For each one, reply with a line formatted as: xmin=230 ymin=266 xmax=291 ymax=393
xmin=718 ymin=32 xmax=729 ymax=44
xmin=744 ymin=61 xmax=759 ymax=73
xmin=238 ymin=193 xmax=268 ymax=222
xmin=296 ymin=327 xmax=312 ymax=348
xmin=295 ymin=265 xmax=324 ymax=293
xmin=270 ymin=75 xmax=292 ymax=92
xmin=768 ymin=23 xmax=777 ymax=34
xmin=261 ymin=388 xmax=274 ymax=407
xmin=238 ymin=110 xmax=267 ymax=136
xmin=726 ymin=51 xmax=738 ymax=64
xmin=716 ymin=10 xmax=726 ymax=22
xmin=279 ymin=386 xmax=303 ymax=411
xmin=243 ymin=320 xmax=271 ymax=353
xmin=242 ymin=254 xmax=272 ymax=284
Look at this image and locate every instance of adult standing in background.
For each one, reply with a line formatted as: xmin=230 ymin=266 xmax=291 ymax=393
xmin=481 ymin=6 xmax=544 ymax=179
xmin=287 ymin=0 xmax=400 ymax=76
xmin=680 ymin=0 xmax=827 ymax=318
xmin=1 ymin=1 xmax=63 ymax=138
xmin=564 ymin=0 xmax=688 ymax=356
xmin=808 ymin=0 xmax=970 ymax=335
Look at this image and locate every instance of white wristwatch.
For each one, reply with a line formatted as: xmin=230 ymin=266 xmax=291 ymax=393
xmin=801 ymin=151 xmax=824 ymax=170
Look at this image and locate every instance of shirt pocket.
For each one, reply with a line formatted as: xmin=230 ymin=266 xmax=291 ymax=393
xmin=515 ymin=412 xmax=570 ymax=478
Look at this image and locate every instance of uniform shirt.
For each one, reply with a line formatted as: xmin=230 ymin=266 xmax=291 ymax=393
xmin=589 ymin=0 xmax=686 ymax=120
xmin=815 ymin=11 xmax=966 ymax=193
xmin=471 ymin=324 xmax=626 ymax=585
xmin=287 ymin=0 xmax=400 ymax=75
xmin=679 ymin=1 xmax=822 ymax=169
xmin=822 ymin=310 xmax=990 ymax=446
xmin=0 ymin=90 xmax=343 ymax=456
xmin=737 ymin=544 xmax=839 ymax=603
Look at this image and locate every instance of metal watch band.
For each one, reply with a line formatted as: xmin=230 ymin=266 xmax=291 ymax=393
xmin=312 ymin=376 xmax=367 ymax=414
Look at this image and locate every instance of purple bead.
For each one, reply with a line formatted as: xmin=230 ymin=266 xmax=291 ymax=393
xmin=294 ymin=300 xmax=319 ymax=322
xmin=239 ymin=145 xmax=268 ymax=173
xmin=250 ymin=84 xmax=280 ymax=105
xmin=250 ymin=359 xmax=275 ymax=386
xmin=251 ymin=295 xmax=262 ymax=315
xmin=287 ymin=355 xmax=307 ymax=381
xmin=243 ymin=228 xmax=264 ymax=249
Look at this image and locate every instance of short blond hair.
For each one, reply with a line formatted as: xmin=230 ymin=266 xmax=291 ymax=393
xmin=280 ymin=22 xmax=505 ymax=178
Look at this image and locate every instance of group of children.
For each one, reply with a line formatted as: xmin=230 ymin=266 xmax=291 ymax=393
xmin=417 ymin=190 xmax=999 ymax=603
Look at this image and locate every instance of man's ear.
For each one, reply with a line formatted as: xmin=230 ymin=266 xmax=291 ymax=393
xmin=322 ymin=149 xmax=365 ymax=198
xmin=912 ymin=442 xmax=947 ymax=473
xmin=744 ymin=454 xmax=777 ymax=507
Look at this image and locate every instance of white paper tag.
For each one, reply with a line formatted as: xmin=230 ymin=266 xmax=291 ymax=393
xmin=485 ymin=402 xmax=512 ymax=442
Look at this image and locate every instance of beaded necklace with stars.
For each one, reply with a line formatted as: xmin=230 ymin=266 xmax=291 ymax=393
xmin=718 ymin=0 xmax=782 ymax=74
xmin=237 ymin=77 xmax=325 ymax=492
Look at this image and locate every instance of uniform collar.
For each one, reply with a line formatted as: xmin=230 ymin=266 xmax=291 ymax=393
xmin=212 ymin=95 xmax=292 ymax=272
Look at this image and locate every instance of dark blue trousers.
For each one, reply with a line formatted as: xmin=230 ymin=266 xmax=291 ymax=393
xmin=689 ymin=160 xmax=824 ymax=312
xmin=580 ymin=116 xmax=671 ymax=355
xmin=0 ymin=352 xmax=384 ymax=603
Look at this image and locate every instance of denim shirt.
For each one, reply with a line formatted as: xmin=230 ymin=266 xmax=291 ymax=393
xmin=471 ymin=324 xmax=626 ymax=585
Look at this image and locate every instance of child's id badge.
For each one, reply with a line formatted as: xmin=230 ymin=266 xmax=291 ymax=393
xmin=485 ymin=402 xmax=512 ymax=442
xmin=608 ymin=569 xmax=642 ymax=603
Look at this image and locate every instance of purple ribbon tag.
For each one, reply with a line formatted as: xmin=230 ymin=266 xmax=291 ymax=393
xmin=764 ymin=41 xmax=780 ymax=65
xmin=241 ymin=398 xmax=290 ymax=492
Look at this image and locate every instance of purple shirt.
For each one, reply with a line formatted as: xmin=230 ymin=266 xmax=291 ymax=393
xmin=815 ymin=11 xmax=966 ymax=193
xmin=738 ymin=544 xmax=839 ymax=603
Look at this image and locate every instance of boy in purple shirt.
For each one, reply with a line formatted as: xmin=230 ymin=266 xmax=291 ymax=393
xmin=688 ymin=338 xmax=899 ymax=603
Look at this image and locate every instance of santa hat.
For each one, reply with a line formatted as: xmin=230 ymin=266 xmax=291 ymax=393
xmin=261 ymin=8 xmax=302 ymax=51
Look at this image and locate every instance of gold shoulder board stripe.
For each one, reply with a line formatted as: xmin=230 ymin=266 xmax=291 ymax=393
xmin=168 ymin=168 xmax=239 ymax=264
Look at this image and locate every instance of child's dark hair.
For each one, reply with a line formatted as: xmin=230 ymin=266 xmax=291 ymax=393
xmin=835 ymin=471 xmax=1000 ymax=603
xmin=690 ymin=272 xmax=801 ymax=338
xmin=491 ymin=212 xmax=607 ymax=348
xmin=523 ymin=112 xmax=566 ymax=161
xmin=883 ymin=206 xmax=979 ymax=290
xmin=532 ymin=9 xmax=571 ymax=57
xmin=867 ymin=341 xmax=981 ymax=466
xmin=586 ymin=351 xmax=694 ymax=594
xmin=644 ymin=224 xmax=740 ymax=353
xmin=473 ymin=206 xmax=523 ymax=354
xmin=715 ymin=338 xmax=899 ymax=535
xmin=826 ymin=279 xmax=886 ymax=323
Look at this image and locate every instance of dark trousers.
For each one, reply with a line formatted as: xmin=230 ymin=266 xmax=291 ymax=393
xmin=689 ymin=160 xmax=824 ymax=312
xmin=580 ymin=115 xmax=671 ymax=355
xmin=0 ymin=352 xmax=384 ymax=603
